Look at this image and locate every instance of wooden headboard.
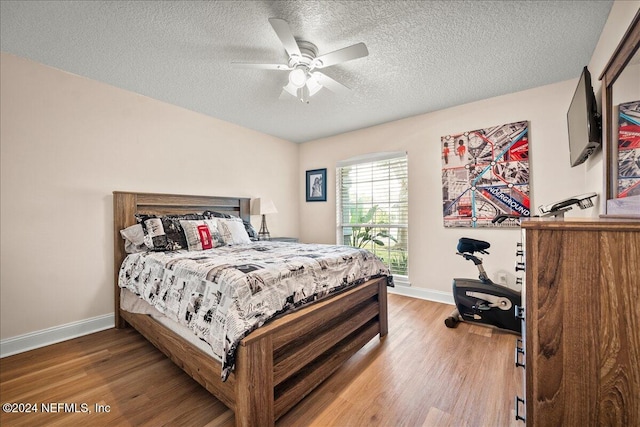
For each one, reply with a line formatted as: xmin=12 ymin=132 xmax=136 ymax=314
xmin=112 ymin=191 xmax=251 ymax=327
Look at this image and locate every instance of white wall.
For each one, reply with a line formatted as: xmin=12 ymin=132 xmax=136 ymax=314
xmin=299 ymin=80 xmax=581 ymax=293
xmin=0 ymin=53 xmax=299 ymax=340
xmin=298 ymin=0 xmax=639 ymax=295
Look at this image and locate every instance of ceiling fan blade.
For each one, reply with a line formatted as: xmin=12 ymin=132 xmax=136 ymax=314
xmin=313 ymin=72 xmax=350 ymax=94
xmin=231 ymin=62 xmax=292 ymax=70
xmin=314 ymin=42 xmax=368 ymax=68
xmin=269 ymin=18 xmax=301 ymax=58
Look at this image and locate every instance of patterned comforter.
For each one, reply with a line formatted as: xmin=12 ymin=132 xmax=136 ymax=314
xmin=118 ymin=241 xmax=392 ymax=380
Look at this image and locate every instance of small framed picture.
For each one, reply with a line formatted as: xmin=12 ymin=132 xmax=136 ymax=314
xmin=306 ymin=168 xmax=327 ymax=202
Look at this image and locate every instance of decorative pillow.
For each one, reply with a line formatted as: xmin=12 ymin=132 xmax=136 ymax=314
xmin=203 ymin=210 xmax=232 ymax=219
xmin=203 ymin=211 xmax=259 ymax=241
xmin=179 ymin=219 xmax=225 ymax=251
xmin=120 ymin=224 xmax=147 ymax=253
xmin=244 ymin=220 xmax=259 ymax=241
xmin=135 ymin=213 xmax=205 ymax=251
xmin=217 ymin=217 xmax=252 ymax=245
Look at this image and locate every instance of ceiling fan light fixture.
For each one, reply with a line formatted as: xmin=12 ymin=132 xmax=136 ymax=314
xmin=306 ymin=73 xmax=323 ymax=96
xmin=288 ymin=68 xmax=307 ymax=88
xmin=283 ymin=82 xmax=298 ymax=97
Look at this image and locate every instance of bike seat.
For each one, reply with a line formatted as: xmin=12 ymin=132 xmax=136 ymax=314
xmin=457 ymin=238 xmax=490 ymax=254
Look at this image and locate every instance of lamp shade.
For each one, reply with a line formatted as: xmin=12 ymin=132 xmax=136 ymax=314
xmin=252 ymin=198 xmax=278 ymax=215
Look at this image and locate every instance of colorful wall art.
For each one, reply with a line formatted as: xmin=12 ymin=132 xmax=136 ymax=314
xmin=441 ymin=120 xmax=530 ymax=228
xmin=617 ymin=101 xmax=640 ymax=198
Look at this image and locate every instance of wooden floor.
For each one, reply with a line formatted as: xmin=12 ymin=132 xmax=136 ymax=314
xmin=0 ymin=294 xmax=521 ymax=427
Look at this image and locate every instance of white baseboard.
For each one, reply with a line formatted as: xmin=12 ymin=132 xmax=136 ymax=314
xmin=389 ymin=285 xmax=455 ymax=305
xmin=0 ymin=314 xmax=115 ymax=358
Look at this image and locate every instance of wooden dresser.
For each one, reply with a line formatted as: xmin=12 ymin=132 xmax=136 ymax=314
xmin=518 ymin=218 xmax=640 ymax=426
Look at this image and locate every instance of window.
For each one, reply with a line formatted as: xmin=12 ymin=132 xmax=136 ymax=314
xmin=337 ymin=152 xmax=408 ymax=279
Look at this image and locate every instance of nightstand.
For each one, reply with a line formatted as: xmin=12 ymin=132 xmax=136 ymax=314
xmin=268 ymin=237 xmax=299 ymax=243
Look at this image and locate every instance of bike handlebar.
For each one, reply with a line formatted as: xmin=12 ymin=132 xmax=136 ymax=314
xmin=491 ymin=214 xmax=521 ymax=224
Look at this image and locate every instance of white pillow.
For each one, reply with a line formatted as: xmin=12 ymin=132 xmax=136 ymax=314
xmin=120 ymin=224 xmax=147 ymax=253
xmin=218 ymin=217 xmax=252 ymax=245
xmin=179 ymin=219 xmax=224 ymax=251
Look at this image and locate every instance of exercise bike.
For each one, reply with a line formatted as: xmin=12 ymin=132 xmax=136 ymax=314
xmin=444 ymin=192 xmax=598 ymax=333
xmin=444 ymin=237 xmax=521 ymax=333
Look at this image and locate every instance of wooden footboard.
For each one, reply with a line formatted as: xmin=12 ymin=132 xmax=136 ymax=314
xmin=238 ymin=276 xmax=387 ymax=424
xmin=119 ymin=277 xmax=387 ymax=426
xmin=113 ymin=191 xmax=389 ymax=426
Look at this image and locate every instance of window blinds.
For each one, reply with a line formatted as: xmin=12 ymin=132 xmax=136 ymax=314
xmin=337 ymin=153 xmax=408 ymax=276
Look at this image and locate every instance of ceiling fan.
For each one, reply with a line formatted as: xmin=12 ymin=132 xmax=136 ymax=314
xmin=232 ymin=18 xmax=369 ymax=103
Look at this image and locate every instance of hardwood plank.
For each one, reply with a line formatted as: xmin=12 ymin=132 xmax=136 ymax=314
xmin=278 ymin=295 xmax=521 ymax=427
xmin=119 ymin=309 xmax=237 ymax=409
xmin=1 ymin=295 xmax=521 ymax=427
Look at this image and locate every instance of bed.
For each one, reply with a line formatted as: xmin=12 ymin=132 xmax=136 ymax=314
xmin=113 ymin=191 xmax=390 ymax=426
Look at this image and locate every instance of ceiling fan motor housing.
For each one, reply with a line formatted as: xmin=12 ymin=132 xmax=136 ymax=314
xmin=288 ymin=40 xmax=321 ymax=69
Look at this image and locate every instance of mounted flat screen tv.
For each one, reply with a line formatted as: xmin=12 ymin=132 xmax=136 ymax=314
xmin=567 ymin=66 xmax=601 ymax=167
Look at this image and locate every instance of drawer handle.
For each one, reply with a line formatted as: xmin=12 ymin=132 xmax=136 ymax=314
xmin=515 ymin=339 xmax=525 ymax=368
xmin=515 ymin=396 xmax=526 ymax=422
xmin=515 ymin=305 xmax=525 ymax=320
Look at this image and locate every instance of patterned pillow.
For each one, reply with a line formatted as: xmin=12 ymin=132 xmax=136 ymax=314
xmin=135 ymin=213 xmax=205 ymax=251
xmin=203 ymin=211 xmax=259 ymax=241
xmin=244 ymin=220 xmax=259 ymax=241
xmin=217 ymin=217 xmax=252 ymax=245
xmin=203 ymin=210 xmax=232 ymax=219
xmin=120 ymin=224 xmax=147 ymax=253
xmin=179 ymin=219 xmax=225 ymax=251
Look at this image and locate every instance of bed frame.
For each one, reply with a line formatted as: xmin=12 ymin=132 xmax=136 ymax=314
xmin=113 ymin=191 xmax=388 ymax=426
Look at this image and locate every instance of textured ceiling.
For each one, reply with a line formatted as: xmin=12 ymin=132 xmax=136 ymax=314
xmin=1 ymin=0 xmax=613 ymax=143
